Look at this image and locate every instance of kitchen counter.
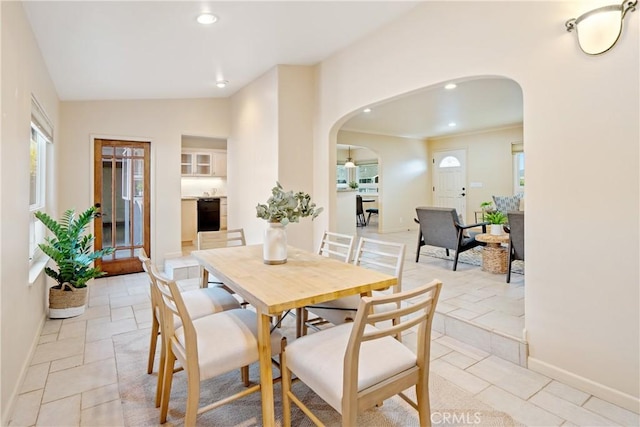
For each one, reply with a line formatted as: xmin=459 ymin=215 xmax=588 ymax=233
xmin=181 ymin=195 xmax=226 ymax=200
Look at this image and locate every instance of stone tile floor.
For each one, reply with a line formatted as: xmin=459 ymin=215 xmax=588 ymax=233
xmin=8 ymin=229 xmax=639 ymax=426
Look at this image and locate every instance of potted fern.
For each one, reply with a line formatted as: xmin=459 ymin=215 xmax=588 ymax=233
xmin=35 ymin=206 xmax=115 ymax=318
xmin=484 ymin=210 xmax=507 ymax=235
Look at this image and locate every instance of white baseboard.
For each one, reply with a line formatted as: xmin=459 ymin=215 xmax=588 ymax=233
xmin=2 ymin=313 xmax=46 ymax=426
xmin=528 ymin=357 xmax=640 ymax=414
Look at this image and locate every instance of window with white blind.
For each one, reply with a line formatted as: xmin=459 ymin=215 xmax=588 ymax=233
xmin=29 ymin=96 xmax=53 ymax=263
xmin=356 ymin=163 xmax=378 ymax=194
xmin=512 ymin=142 xmax=524 ymax=195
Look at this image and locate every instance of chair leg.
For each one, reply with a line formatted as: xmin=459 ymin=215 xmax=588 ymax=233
xmin=415 ymin=374 xmax=432 ymax=427
xmin=281 ymin=341 xmax=292 ymax=427
xmin=342 ymin=403 xmax=358 ymax=427
xmin=241 ymin=366 xmax=250 ymax=387
xmin=184 ymin=363 xmax=201 ymax=427
xmin=452 ymin=250 xmax=460 ymax=271
xmin=415 ymin=233 xmax=423 ymax=262
xmin=295 ymin=307 xmax=304 ymax=338
xmin=147 ymin=315 xmax=160 ymax=374
xmin=155 ymin=332 xmax=167 ymax=408
xmin=159 ymin=351 xmax=176 ymax=424
xmin=507 ymin=256 xmax=512 ymax=283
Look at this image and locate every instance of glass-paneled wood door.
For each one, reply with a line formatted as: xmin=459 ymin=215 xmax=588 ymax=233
xmin=94 ymin=139 xmax=150 ymax=275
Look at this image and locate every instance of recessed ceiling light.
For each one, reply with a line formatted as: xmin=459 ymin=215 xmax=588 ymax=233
xmin=363 ymin=108 xmax=372 ymax=113
xmin=215 ymin=80 xmax=228 ymax=88
xmin=444 ymin=83 xmax=457 ymax=90
xmin=448 ymin=122 xmax=457 ymax=127
xmin=197 ymin=13 xmax=218 ymax=25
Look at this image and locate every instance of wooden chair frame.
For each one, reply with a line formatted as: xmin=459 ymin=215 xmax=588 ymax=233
xmin=299 ymin=231 xmax=355 ymax=336
xmin=282 ymin=280 xmax=442 ymax=427
xmin=150 ymin=265 xmax=284 ymax=425
xmin=139 ymin=248 xmax=242 ymax=408
xmin=303 ymin=237 xmax=405 ymax=338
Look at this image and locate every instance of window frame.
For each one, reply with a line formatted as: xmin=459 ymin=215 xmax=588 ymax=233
xmin=513 ymin=151 xmax=524 ymax=195
xmin=29 ymin=96 xmax=53 ymax=265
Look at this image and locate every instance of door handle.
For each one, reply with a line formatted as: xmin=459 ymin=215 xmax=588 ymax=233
xmin=460 ymin=193 xmax=466 ymax=196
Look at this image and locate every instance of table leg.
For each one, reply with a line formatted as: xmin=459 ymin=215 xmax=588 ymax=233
xmin=200 ymin=267 xmax=209 ymax=288
xmin=257 ymin=311 xmax=275 ymax=427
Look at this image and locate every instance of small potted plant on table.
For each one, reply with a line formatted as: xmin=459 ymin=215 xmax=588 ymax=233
xmin=484 ymin=210 xmax=507 ymax=235
xmin=35 ymin=206 xmax=115 ymax=318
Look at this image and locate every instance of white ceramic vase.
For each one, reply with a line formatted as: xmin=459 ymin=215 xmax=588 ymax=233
xmin=490 ymin=224 xmax=503 ymax=235
xmin=263 ymin=222 xmax=287 ymax=264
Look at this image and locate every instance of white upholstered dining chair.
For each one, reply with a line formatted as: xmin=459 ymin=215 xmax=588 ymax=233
xmin=303 ymin=237 xmax=405 ymax=338
xmin=150 ymin=264 xmax=285 ymax=426
xmin=298 ymin=231 xmax=355 ymax=336
xmin=197 ymin=228 xmax=246 ymax=289
xmin=138 ymin=249 xmax=241 ymax=407
xmin=281 ymin=280 xmax=442 ymax=427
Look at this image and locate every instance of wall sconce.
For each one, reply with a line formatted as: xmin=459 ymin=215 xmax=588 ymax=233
xmin=566 ymin=0 xmax=637 ymax=55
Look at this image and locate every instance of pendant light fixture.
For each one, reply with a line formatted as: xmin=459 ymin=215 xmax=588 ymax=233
xmin=344 ymin=146 xmax=356 ymax=168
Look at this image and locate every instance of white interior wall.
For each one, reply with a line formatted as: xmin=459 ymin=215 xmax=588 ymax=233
xmin=59 ymin=98 xmax=229 ymax=265
xmin=313 ymin=1 xmax=639 ymax=409
xmin=276 ymin=65 xmax=316 ymax=251
xmin=229 ymin=65 xmax=317 ymax=250
xmin=0 ymin=2 xmax=60 ymax=421
xmin=338 ymin=130 xmax=429 ymax=233
xmin=228 ymin=68 xmax=279 ymax=244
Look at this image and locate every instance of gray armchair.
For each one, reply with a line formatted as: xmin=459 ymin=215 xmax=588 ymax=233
xmin=506 ymin=211 xmax=524 ymax=283
xmin=415 ymin=207 xmax=487 ymax=271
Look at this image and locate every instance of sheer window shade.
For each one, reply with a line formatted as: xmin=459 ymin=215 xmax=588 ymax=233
xmin=31 ymin=96 xmax=53 ymax=143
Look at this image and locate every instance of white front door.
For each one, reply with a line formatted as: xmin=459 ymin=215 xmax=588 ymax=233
xmin=433 ymin=149 xmax=467 ymax=216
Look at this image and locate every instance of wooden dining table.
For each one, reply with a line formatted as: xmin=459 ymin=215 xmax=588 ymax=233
xmin=191 ymin=244 xmax=397 ymax=427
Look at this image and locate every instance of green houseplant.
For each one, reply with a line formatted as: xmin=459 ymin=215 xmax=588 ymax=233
xmin=35 ymin=206 xmax=115 ymax=318
xmin=255 ymin=182 xmax=323 ymax=226
xmin=484 ymin=210 xmax=507 ymax=235
xmin=256 ymin=182 xmax=323 ymax=264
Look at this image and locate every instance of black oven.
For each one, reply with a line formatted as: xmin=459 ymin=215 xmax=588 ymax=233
xmin=197 ymin=198 xmax=220 ymax=232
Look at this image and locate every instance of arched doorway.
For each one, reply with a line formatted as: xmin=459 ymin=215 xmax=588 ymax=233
xmin=328 ymin=76 xmax=527 ymax=364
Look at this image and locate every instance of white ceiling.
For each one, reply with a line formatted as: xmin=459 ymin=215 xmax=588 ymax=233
xmin=23 ymin=1 xmax=522 ymax=139
xmin=341 ymin=76 xmax=523 ymax=140
xmin=23 ymin=1 xmax=419 ymax=100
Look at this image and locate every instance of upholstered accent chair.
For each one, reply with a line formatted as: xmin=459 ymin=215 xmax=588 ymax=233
xmin=492 ymin=194 xmax=523 ymax=215
xmin=415 ymin=207 xmax=487 ymax=271
xmin=506 ymin=211 xmax=524 ymax=283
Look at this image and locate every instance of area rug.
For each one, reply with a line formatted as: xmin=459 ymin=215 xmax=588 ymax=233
xmin=418 ymin=246 xmax=524 ymax=275
xmin=115 ymin=328 xmax=521 ymax=426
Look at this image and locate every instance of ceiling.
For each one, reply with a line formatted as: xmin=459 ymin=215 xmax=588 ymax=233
xmin=23 ymin=1 xmax=522 ymax=140
xmin=22 ymin=1 xmax=419 ymax=100
xmin=341 ymin=76 xmax=523 ymax=140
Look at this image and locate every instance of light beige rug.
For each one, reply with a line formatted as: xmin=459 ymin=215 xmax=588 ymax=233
xmin=115 ymin=328 xmax=520 ymax=426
